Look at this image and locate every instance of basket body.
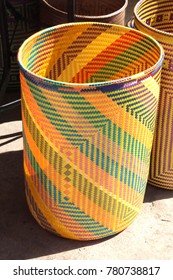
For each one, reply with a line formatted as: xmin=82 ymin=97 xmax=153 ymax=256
xmin=18 ymin=22 xmax=163 ymax=240
xmin=129 ymin=0 xmax=173 ymax=190
xmin=39 ymin=0 xmax=128 ymax=27
xmin=0 ymin=0 xmax=39 ymax=90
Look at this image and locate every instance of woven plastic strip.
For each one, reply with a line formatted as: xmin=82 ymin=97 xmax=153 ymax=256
xmin=39 ymin=0 xmax=128 ymax=27
xmin=131 ymin=0 xmax=173 ymax=190
xmin=18 ymin=22 xmax=164 ymax=240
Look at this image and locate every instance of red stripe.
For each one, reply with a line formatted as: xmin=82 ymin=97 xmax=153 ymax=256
xmin=70 ymin=31 xmax=145 ymax=83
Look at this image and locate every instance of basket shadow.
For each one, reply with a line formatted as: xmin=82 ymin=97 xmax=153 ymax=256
xmin=144 ymin=183 xmax=173 ymax=203
xmin=0 ymin=150 xmax=116 ymax=260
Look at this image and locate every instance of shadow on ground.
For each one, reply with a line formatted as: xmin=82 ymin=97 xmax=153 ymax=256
xmin=0 ymin=89 xmax=21 ymax=123
xmin=144 ymin=183 xmax=173 ymax=203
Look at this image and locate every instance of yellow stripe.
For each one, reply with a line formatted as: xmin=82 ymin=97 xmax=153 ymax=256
xmin=57 ymin=30 xmax=122 ymax=82
xmin=79 ymin=89 xmax=154 ymax=149
xmin=39 ymin=24 xmax=93 ymax=78
xmin=21 ymin=36 xmax=38 ymax=68
xmin=24 ymin=163 xmax=78 ymax=239
xmin=23 ymin=112 xmax=142 ymax=231
xmin=141 ymin=76 xmax=160 ymax=99
xmin=22 ymin=84 xmax=147 ymax=194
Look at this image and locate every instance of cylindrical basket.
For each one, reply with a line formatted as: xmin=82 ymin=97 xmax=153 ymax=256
xmin=128 ymin=0 xmax=173 ymax=190
xmin=18 ymin=22 xmax=163 ymax=240
xmin=0 ymin=0 xmax=39 ymax=91
xmin=39 ymin=0 xmax=128 ymax=27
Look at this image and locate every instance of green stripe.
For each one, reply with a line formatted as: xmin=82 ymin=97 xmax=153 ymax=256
xmin=57 ymin=88 xmax=151 ymax=161
xmin=24 ymin=133 xmax=139 ymax=235
xmin=23 ymin=78 xmax=149 ymax=171
xmin=23 ymin=134 xmax=115 ymax=236
xmin=88 ymin=37 xmax=157 ymax=82
xmin=26 ymin=79 xmax=150 ymax=166
xmin=23 ymin=96 xmax=148 ymax=190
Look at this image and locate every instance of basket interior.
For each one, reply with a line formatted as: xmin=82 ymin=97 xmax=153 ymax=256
xmin=21 ymin=23 xmax=161 ymax=84
xmin=45 ymin=0 xmax=126 ymax=16
xmin=136 ymin=0 xmax=173 ymax=33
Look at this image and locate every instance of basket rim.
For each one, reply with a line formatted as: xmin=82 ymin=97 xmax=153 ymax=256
xmin=134 ymin=0 xmax=173 ymax=37
xmin=18 ymin=22 xmax=164 ymax=87
xmin=41 ymin=0 xmax=128 ymax=19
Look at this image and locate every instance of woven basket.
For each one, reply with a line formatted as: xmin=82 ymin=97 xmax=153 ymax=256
xmin=18 ymin=22 xmax=163 ymax=240
xmin=39 ymin=0 xmax=128 ymax=27
xmin=128 ymin=0 xmax=173 ymax=190
xmin=0 ymin=0 xmax=39 ymax=90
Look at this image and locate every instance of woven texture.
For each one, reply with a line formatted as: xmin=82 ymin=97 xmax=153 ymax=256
xmin=18 ymin=23 xmax=163 ymax=240
xmin=39 ymin=0 xmax=128 ymax=27
xmin=0 ymin=0 xmax=39 ymax=90
xmin=131 ymin=0 xmax=173 ymax=190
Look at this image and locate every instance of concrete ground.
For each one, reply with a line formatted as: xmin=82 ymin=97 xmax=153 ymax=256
xmin=0 ymin=0 xmax=173 ymax=260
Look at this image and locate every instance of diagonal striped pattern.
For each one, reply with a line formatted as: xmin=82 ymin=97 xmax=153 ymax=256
xmin=18 ymin=23 xmax=163 ymax=240
xmin=132 ymin=0 xmax=173 ymax=189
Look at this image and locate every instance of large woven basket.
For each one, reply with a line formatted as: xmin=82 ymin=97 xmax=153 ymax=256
xmin=0 ymin=0 xmax=39 ymax=90
xmin=18 ymin=22 xmax=163 ymax=240
xmin=39 ymin=0 xmax=128 ymax=27
xmin=128 ymin=0 xmax=173 ymax=190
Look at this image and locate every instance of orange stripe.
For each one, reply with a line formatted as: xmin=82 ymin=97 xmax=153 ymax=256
xmin=23 ymin=115 xmax=130 ymax=230
xmin=25 ymin=163 xmax=92 ymax=240
xmin=41 ymin=87 xmax=149 ymax=178
xmin=24 ymin=155 xmax=96 ymax=239
xmin=21 ymin=74 xmax=129 ymax=193
xmin=78 ymin=89 xmax=153 ymax=149
xmin=42 ymin=24 xmax=93 ymax=79
xmin=21 ymin=73 xmax=144 ymax=203
xmin=70 ymin=31 xmax=146 ymax=83
xmin=110 ymin=47 xmax=159 ymax=81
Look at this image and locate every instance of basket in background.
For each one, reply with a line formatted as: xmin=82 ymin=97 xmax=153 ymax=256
xmin=18 ymin=22 xmax=163 ymax=240
xmin=128 ymin=0 xmax=173 ymax=190
xmin=39 ymin=0 xmax=128 ymax=27
xmin=0 ymin=0 xmax=39 ymax=91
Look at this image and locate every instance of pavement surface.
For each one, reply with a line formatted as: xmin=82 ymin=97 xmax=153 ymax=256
xmin=0 ymin=1 xmax=173 ymax=260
